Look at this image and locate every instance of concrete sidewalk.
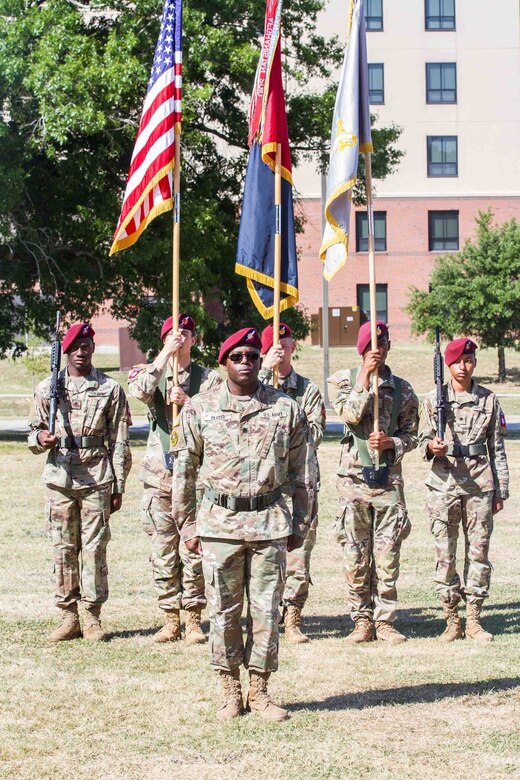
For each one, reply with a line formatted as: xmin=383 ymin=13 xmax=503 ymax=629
xmin=2 ymin=414 xmax=519 ymax=438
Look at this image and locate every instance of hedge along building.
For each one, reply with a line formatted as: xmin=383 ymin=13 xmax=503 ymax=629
xmin=294 ymin=0 xmax=520 ymax=343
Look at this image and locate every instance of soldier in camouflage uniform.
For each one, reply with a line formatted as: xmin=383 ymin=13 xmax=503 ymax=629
xmin=419 ymin=337 xmax=509 ymax=642
xmin=327 ymin=321 xmax=418 ymax=645
xmin=128 ymin=314 xmax=221 ymax=644
xmin=172 ymin=328 xmax=312 ymax=722
xmin=259 ymin=322 xmax=325 ymax=643
xmin=28 ymin=323 xmax=132 ymax=642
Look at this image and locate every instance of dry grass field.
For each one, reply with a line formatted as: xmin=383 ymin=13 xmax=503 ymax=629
xmin=1 ymin=430 xmax=520 ymax=780
xmin=2 ymin=340 xmax=520 ymax=418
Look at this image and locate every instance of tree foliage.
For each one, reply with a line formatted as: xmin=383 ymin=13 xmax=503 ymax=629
xmin=407 ymin=211 xmax=520 ymax=381
xmin=0 ymin=0 xmax=403 ymax=361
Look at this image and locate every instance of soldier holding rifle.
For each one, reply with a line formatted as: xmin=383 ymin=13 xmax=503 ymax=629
xmin=420 ymin=337 xmax=509 ymax=642
xmin=28 ymin=321 xmax=132 ymax=642
xmin=327 ymin=321 xmax=418 ymax=644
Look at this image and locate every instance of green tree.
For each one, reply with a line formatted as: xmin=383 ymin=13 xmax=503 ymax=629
xmin=407 ymin=211 xmax=520 ymax=382
xmin=0 ymin=0 xmax=403 ymax=362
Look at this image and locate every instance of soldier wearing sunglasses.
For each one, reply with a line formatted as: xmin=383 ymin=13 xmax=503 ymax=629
xmin=172 ymin=327 xmax=313 ymax=723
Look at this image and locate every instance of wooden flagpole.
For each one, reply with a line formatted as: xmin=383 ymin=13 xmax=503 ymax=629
xmin=365 ymin=150 xmax=379 ymax=470
xmin=272 ymin=143 xmax=282 ymax=389
xmin=171 ymin=129 xmax=181 ymax=420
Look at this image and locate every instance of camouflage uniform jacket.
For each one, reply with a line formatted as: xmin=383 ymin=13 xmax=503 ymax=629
xmin=172 ymin=381 xmax=312 ymax=543
xmin=419 ymin=380 xmax=509 ymax=500
xmin=259 ymin=366 xmax=326 ymax=450
xmin=28 ymin=367 xmax=132 ymax=492
xmin=128 ymin=361 xmax=221 ymax=491
xmin=327 ymin=365 xmax=419 ymax=485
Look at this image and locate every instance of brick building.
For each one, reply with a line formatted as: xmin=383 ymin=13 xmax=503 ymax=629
xmin=295 ymin=0 xmax=520 ymax=342
xmin=94 ymin=0 xmax=520 ymax=351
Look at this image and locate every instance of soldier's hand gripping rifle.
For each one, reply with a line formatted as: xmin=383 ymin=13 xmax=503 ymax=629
xmin=48 ymin=311 xmax=62 ymax=435
xmin=434 ymin=327 xmax=445 ymax=440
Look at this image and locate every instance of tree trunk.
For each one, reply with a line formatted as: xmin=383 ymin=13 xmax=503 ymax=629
xmin=498 ymin=345 xmax=506 ymax=383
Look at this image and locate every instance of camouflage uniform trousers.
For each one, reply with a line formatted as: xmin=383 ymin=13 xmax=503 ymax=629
xmin=335 ymin=477 xmax=411 ymax=623
xmin=45 ymin=482 xmax=112 ymax=609
xmin=427 ymin=489 xmax=494 ymax=607
xmin=142 ymin=485 xmax=205 ymax=611
xmin=201 ymin=537 xmax=287 ymax=673
xmin=282 ymin=494 xmax=318 ymax=609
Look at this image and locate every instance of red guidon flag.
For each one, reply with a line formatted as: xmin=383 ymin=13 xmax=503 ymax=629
xmin=109 ymin=0 xmax=182 ymax=255
xmin=235 ymin=0 xmax=298 ymax=318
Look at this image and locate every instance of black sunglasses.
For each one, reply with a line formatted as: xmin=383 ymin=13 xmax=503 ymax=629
xmin=227 ymin=351 xmax=261 ymax=364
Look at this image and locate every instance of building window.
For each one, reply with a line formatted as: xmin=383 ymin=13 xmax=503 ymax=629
xmin=366 ymin=0 xmax=383 ymax=31
xmin=425 ymin=0 xmax=455 ymax=30
xmin=357 ymin=283 xmax=388 ymax=323
xmin=356 ymin=211 xmax=387 ymax=252
xmin=428 ymin=211 xmax=459 ymax=251
xmin=368 ymin=64 xmax=384 ymax=104
xmin=427 ymin=136 xmax=458 ymax=176
xmin=426 ymin=63 xmax=456 ymax=103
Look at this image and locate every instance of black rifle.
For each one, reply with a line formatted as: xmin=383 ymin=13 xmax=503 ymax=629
xmin=48 ymin=312 xmax=62 ymax=435
xmin=434 ymin=327 xmax=445 ymax=440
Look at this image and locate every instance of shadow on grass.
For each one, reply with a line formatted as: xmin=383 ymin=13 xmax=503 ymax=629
xmin=297 ymin=601 xmax=520 ymax=641
xmin=107 ymin=619 xmax=211 ymax=641
xmin=107 ymin=627 xmax=159 ymax=640
xmin=476 ymin=367 xmax=520 ymax=385
xmin=288 ymin=675 xmax=520 ymax=712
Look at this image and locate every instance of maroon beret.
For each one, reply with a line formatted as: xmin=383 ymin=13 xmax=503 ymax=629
xmin=444 ymin=337 xmax=477 ymax=366
xmin=357 ymin=321 xmax=389 ymax=355
xmin=160 ymin=313 xmax=196 ymax=340
xmin=218 ymin=328 xmax=262 ymax=365
xmin=63 ymin=323 xmax=95 ymax=354
xmin=261 ymin=322 xmax=293 ymax=354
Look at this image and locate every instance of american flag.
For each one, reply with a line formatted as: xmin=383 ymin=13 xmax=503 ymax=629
xmin=110 ymin=0 xmax=182 ymax=255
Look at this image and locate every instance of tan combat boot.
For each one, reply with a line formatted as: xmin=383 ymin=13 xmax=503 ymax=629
xmin=246 ymin=671 xmax=289 ymax=722
xmin=48 ymin=604 xmax=82 ymax=642
xmin=345 ymin=616 xmax=373 ymax=644
xmin=216 ymin=669 xmax=244 ymax=720
xmin=375 ymin=620 xmax=407 ymax=644
xmin=284 ymin=606 xmax=309 ymax=644
xmin=466 ymin=603 xmax=494 ymax=642
xmin=152 ymin=609 xmax=181 ymax=643
xmin=83 ymin=605 xmax=107 ymax=641
xmin=184 ymin=606 xmax=206 ymax=645
xmin=439 ymin=605 xmax=463 ymax=642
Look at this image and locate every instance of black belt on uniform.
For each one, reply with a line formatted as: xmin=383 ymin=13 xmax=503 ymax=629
xmin=59 ymin=435 xmax=106 ymax=449
xmin=446 ymin=443 xmax=487 ymax=458
xmin=204 ymin=486 xmax=282 ymax=512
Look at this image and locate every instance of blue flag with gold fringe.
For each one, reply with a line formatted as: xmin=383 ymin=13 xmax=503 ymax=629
xmin=235 ymin=0 xmax=298 ymax=318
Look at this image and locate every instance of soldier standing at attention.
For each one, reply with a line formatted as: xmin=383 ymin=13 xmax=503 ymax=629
xmin=327 ymin=321 xmax=418 ymax=645
xmin=28 ymin=323 xmax=132 ymax=642
xmin=259 ymin=322 xmax=325 ymax=643
xmin=128 ymin=314 xmax=221 ymax=644
xmin=172 ymin=328 xmax=312 ymax=721
xmin=419 ymin=338 xmax=509 ymax=642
